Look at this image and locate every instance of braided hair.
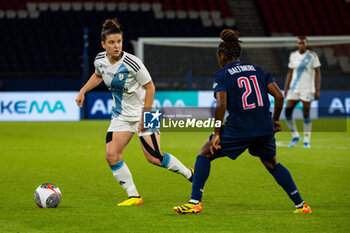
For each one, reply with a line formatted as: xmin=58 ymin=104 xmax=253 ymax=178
xmin=217 ymin=29 xmax=241 ymax=62
xmin=101 ymin=18 xmax=122 ymax=42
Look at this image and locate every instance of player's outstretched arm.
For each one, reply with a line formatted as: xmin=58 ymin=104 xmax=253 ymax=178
xmin=138 ymin=80 xmax=155 ymax=132
xmin=267 ymin=82 xmax=284 ymax=132
xmin=211 ymin=91 xmax=227 ymax=153
xmin=76 ymin=73 xmax=103 ymax=107
xmin=283 ymin=68 xmax=293 ymax=98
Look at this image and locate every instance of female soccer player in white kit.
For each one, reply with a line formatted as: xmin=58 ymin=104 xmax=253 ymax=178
xmin=76 ymin=18 xmax=193 ymax=206
xmin=284 ymin=36 xmax=321 ymax=148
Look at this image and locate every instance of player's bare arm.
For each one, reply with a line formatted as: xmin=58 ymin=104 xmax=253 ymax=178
xmin=210 ymin=91 xmax=227 ymax=154
xmin=138 ymin=80 xmax=155 ymax=132
xmin=283 ymin=68 xmax=293 ymax=98
xmin=267 ymin=82 xmax=284 ymax=132
xmin=76 ymin=73 xmax=103 ymax=107
xmin=314 ymin=67 xmax=321 ymax=100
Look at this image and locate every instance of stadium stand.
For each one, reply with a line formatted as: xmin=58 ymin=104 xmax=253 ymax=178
xmin=0 ymin=0 xmax=349 ymax=91
xmin=256 ymin=0 xmax=350 ymax=89
xmin=258 ymin=0 xmax=350 ymax=36
xmin=257 ymin=0 xmax=350 ymax=78
xmin=0 ymin=0 xmax=234 ymax=75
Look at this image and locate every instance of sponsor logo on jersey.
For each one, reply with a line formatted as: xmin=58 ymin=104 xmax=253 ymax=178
xmin=99 ymin=64 xmax=108 ymax=69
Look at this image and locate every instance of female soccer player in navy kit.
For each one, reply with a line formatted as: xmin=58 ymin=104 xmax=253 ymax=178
xmin=76 ymin=18 xmax=193 ymax=206
xmin=174 ymin=29 xmax=311 ymax=214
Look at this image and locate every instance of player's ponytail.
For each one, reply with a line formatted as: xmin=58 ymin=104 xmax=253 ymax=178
xmin=101 ymin=18 xmax=122 ymax=41
xmin=218 ymin=29 xmax=241 ymax=61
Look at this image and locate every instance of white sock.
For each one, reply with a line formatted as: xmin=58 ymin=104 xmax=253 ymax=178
xmin=110 ymin=160 xmax=139 ymax=197
xmin=160 ymin=153 xmax=192 ymax=179
xmin=189 ymin=199 xmax=200 ymax=204
xmin=286 ymin=118 xmax=300 ymax=138
xmin=295 ymin=201 xmax=305 ymax=208
xmin=303 ymin=119 xmax=312 ymax=143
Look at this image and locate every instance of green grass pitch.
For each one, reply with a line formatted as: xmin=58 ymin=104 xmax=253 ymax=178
xmin=0 ymin=119 xmax=349 ymax=233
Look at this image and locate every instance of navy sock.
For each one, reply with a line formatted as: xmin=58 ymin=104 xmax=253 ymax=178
xmin=191 ymin=156 xmax=211 ymax=202
xmin=271 ymin=163 xmax=303 ymax=206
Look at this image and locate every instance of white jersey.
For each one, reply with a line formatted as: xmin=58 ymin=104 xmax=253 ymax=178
xmin=94 ymin=51 xmax=152 ymax=121
xmin=288 ymin=50 xmax=321 ymax=93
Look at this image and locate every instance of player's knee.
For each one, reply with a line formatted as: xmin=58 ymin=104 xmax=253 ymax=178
xmin=198 ymin=153 xmax=217 ymax=161
xmin=260 ymin=156 xmax=278 ymax=172
xmin=265 ymin=163 xmax=276 ymax=172
xmin=105 ymin=148 xmax=121 ymax=164
xmin=303 ymin=112 xmax=310 ymax=119
xmin=140 ymin=135 xmax=163 ymax=165
xmin=285 ymin=107 xmax=293 ymax=118
xmin=144 ymin=152 xmax=161 ymax=166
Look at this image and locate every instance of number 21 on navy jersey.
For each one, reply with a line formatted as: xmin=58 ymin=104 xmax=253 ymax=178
xmin=212 ymin=61 xmax=276 ymax=137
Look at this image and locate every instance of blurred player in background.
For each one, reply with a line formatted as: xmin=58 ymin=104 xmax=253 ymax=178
xmin=76 ymin=18 xmax=193 ymax=206
xmin=284 ymin=36 xmax=321 ymax=148
xmin=174 ymin=29 xmax=311 ymax=214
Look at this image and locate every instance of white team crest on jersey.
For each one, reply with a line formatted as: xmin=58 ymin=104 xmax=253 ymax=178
xmin=118 ymin=73 xmax=124 ymax=80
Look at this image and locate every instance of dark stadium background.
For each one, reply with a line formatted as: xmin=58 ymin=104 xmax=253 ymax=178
xmin=0 ymin=0 xmax=349 ymax=92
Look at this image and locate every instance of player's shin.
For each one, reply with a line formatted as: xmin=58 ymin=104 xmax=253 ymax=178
xmin=190 ymin=155 xmax=211 ymax=203
xmin=270 ymin=163 xmax=304 ymax=207
xmin=286 ymin=117 xmax=300 ymax=138
xmin=303 ymin=118 xmax=312 ymax=144
xmin=110 ymin=160 xmax=139 ymax=197
xmin=160 ymin=153 xmax=192 ymax=180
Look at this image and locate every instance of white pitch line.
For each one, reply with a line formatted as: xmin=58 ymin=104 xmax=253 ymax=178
xmin=276 ymin=142 xmax=350 ymax=150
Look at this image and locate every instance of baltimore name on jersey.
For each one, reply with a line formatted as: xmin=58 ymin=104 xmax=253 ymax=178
xmin=213 ymin=61 xmax=276 ymax=138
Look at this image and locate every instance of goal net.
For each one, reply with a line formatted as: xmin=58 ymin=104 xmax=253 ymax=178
xmin=136 ymin=36 xmax=350 ymax=91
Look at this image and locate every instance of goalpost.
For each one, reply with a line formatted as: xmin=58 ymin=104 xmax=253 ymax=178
xmin=137 ymin=36 xmax=350 ymax=60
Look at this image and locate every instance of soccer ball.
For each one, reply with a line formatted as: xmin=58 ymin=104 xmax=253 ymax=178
xmin=34 ymin=183 xmax=62 ymax=208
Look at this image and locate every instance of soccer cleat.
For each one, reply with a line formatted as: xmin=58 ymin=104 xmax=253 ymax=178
xmin=188 ymin=168 xmax=194 ymax=183
xmin=303 ymin=142 xmax=311 ymax=148
xmin=293 ymin=203 xmax=312 ymax=214
xmin=288 ymin=137 xmax=301 ymax=147
xmin=117 ymin=196 xmax=143 ymax=206
xmin=173 ymin=202 xmax=202 ymax=214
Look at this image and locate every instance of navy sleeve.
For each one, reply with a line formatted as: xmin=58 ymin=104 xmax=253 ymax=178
xmin=258 ymin=66 xmax=275 ymax=85
xmin=212 ymin=70 xmax=226 ymax=98
xmin=255 ymin=65 xmax=275 ymax=86
xmin=266 ymin=72 xmax=276 ymax=85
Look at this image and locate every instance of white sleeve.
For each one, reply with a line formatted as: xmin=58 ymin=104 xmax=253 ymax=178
xmin=287 ymin=53 xmax=294 ymax=69
xmin=135 ymin=61 xmax=152 ymax=86
xmin=94 ymin=60 xmax=102 ymax=76
xmin=312 ymin=54 xmax=321 ymax=68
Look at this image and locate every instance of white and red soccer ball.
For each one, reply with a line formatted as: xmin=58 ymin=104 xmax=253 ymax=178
xmin=34 ymin=183 xmax=62 ymax=208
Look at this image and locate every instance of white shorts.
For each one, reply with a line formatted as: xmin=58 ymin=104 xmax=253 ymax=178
xmin=107 ymin=117 xmax=158 ymax=137
xmin=286 ymin=90 xmax=314 ymax=102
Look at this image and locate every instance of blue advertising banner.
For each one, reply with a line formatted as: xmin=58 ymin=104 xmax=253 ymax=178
xmin=86 ymin=91 xmax=198 ymax=119
xmin=86 ymin=92 xmax=112 ymax=119
xmin=318 ymin=91 xmax=350 ymax=117
xmin=0 ymin=92 xmax=80 ymax=121
xmin=85 ymin=91 xmax=350 ymax=119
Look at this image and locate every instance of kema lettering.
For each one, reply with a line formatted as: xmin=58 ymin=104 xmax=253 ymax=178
xmin=0 ymin=100 xmax=65 ymax=114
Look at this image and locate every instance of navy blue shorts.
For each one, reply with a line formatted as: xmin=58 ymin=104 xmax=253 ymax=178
xmin=209 ymin=134 xmax=276 ymax=160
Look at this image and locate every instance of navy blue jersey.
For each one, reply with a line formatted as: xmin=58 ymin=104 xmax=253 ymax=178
xmin=213 ymin=61 xmax=276 ymax=138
